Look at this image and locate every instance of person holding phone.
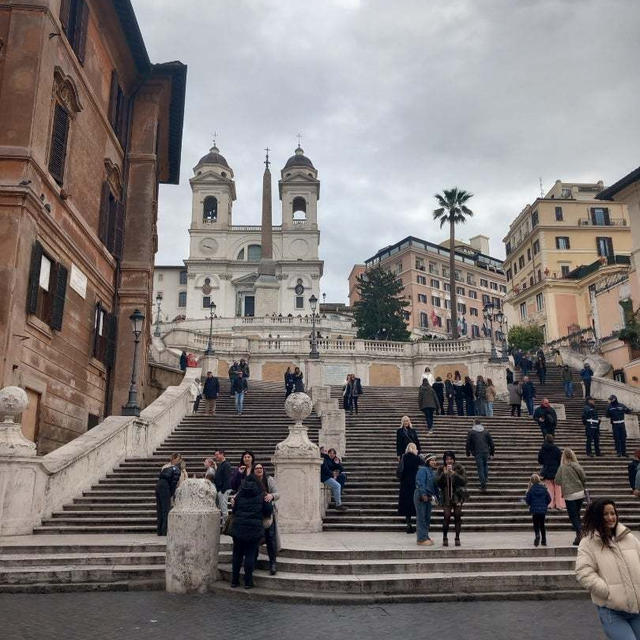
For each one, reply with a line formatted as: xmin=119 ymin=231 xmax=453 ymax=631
xmin=231 ymin=450 xmax=255 ymax=491
xmin=436 ymin=450 xmax=467 ymax=547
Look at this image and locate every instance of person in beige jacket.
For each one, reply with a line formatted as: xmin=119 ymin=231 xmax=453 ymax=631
xmin=576 ymin=497 xmax=640 ymax=639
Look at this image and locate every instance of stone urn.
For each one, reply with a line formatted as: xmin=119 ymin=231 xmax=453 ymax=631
xmin=0 ymin=386 xmax=36 ymax=456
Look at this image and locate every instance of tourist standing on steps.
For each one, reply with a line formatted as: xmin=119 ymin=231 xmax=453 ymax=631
xmin=396 ymin=415 xmax=421 ymax=460
xmin=538 ymin=434 xmax=565 ymax=510
xmin=521 ymin=376 xmax=536 ymax=416
xmin=629 ymin=450 xmax=640 ymax=497
xmin=231 ymin=370 xmax=248 ymax=415
xmin=343 ymin=373 xmax=363 ymax=415
xmin=576 ymin=498 xmax=640 ymax=639
xmin=230 ymin=474 xmax=273 ymax=589
xmin=179 ymin=350 xmax=187 ymax=373
xmin=475 ymin=375 xmax=488 ymax=416
xmin=421 ymin=367 xmax=435 ymax=385
xmin=214 ymin=450 xmax=233 ymax=518
xmin=606 ymin=395 xmax=631 ymax=458
xmin=284 ymin=367 xmax=294 ymax=398
xmin=231 ymin=450 xmax=255 ymax=491
xmin=555 ymin=448 xmax=587 ymax=545
xmin=533 ymin=398 xmax=557 ymax=438
xmin=436 ymin=451 xmax=467 ymax=546
xmin=580 ymin=362 xmax=594 ymax=398
xmin=453 ymin=371 xmax=465 ymax=416
xmin=535 ymin=353 xmax=547 ymax=385
xmin=463 ymin=376 xmax=475 ymax=416
xmin=414 ymin=453 xmax=440 ymax=545
xmin=525 ymin=473 xmax=551 ymax=547
xmin=321 ymin=449 xmax=348 ymax=511
xmin=397 ymin=442 xmax=421 ymax=534
xmin=485 ymin=378 xmax=496 ymax=417
xmin=562 ymin=365 xmax=574 ymax=398
xmin=506 ymin=367 xmax=514 ymax=385
xmin=508 ymin=380 xmax=523 ymax=416
xmin=465 ymin=418 xmax=495 ymax=492
xmin=418 ymin=378 xmax=440 ymax=433
xmin=254 ymin=463 xmax=280 ymax=575
xmin=583 ymin=397 xmax=602 ymax=457
xmin=292 ymin=366 xmax=304 ymax=392
xmin=202 ymin=371 xmax=220 ymax=415
xmin=155 ymin=453 xmax=182 ymax=536
xmin=432 ymin=377 xmax=445 ymax=415
xmin=228 ymin=361 xmax=241 ymax=396
xmin=445 ymin=373 xmax=455 ymax=415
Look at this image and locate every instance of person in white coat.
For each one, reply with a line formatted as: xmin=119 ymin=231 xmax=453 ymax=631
xmin=421 ymin=367 xmax=435 ymax=385
xmin=576 ymin=497 xmax=640 ymax=639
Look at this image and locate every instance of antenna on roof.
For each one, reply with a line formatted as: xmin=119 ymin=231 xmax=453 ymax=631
xmin=539 ymin=177 xmax=544 ymax=198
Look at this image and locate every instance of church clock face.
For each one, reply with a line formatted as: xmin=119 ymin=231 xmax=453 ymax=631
xmin=199 ymin=237 xmax=218 ymax=254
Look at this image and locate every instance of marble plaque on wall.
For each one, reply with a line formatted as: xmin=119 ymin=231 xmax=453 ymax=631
xmin=324 ymin=364 xmax=350 ymax=385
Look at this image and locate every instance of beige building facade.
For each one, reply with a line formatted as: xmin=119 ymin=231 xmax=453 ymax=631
xmin=502 ymin=180 xmax=632 ymax=343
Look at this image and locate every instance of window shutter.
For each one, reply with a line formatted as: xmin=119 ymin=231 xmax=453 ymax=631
xmin=59 ymin=0 xmax=72 ymax=35
xmin=74 ymin=0 xmax=89 ymax=64
xmin=108 ymin=71 xmax=119 ymax=127
xmin=117 ymin=95 xmax=130 ymax=149
xmin=113 ymin=202 xmax=125 ymax=260
xmin=26 ymin=241 xmax=44 ymax=314
xmin=50 ymin=262 xmax=68 ymax=331
xmin=98 ymin=181 xmax=111 ymax=246
xmin=48 ymin=104 xmax=69 ymax=185
xmin=603 ymin=208 xmax=610 ymax=225
xmin=104 ymin=313 xmax=118 ymax=369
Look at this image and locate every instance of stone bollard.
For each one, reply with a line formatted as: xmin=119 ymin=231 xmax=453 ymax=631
xmin=550 ymin=404 xmax=566 ymax=421
xmin=319 ymin=408 xmax=346 ymax=458
xmin=166 ymin=478 xmax=220 ymax=593
xmin=274 ymin=392 xmax=322 ymax=533
xmin=0 ymin=386 xmax=36 ymax=457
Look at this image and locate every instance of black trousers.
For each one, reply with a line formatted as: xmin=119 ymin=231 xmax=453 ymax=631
xmin=532 ymin=513 xmax=546 ymax=542
xmin=455 ymin=397 xmax=464 ymax=416
xmin=584 ymin=380 xmax=591 ymax=397
xmin=447 ymin=396 xmax=455 ymax=415
xmin=613 ymin=424 xmax=627 ymax=456
xmin=511 ymin=404 xmax=521 ymax=417
xmin=566 ymin=498 xmax=583 ymax=534
xmin=232 ymin=537 xmax=260 ymax=586
xmin=155 ymin=480 xmax=171 ymax=536
xmin=443 ymin=504 xmax=462 ymax=539
xmin=586 ymin=428 xmax=601 ymax=456
xmin=421 ymin=407 xmax=435 ymax=430
xmin=351 ymin=396 xmax=359 ymax=414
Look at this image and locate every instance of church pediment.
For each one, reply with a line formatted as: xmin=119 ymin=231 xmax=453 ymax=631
xmin=190 ymin=169 xmax=234 ymax=185
xmin=232 ymin=272 xmax=259 ymax=286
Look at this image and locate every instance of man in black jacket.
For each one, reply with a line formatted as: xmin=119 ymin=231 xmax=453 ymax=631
xmin=214 ymin=449 xmax=234 ymax=518
xmin=465 ymin=419 xmax=495 ymax=491
xmin=533 ymin=398 xmax=557 ymax=437
xmin=582 ymin=397 xmax=602 ymax=457
xmin=606 ymin=395 xmax=631 ymax=457
xmin=203 ymin=371 xmax=220 ymax=415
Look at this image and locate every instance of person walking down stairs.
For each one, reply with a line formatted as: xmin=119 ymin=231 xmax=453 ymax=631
xmin=606 ymin=395 xmax=631 ymax=457
xmin=525 ymin=473 xmax=550 ymax=547
xmin=155 ymin=453 xmax=182 ymax=536
xmin=580 ymin=362 xmax=594 ymax=398
xmin=538 ymin=434 xmax=565 ymax=510
xmin=418 ymin=378 xmax=440 ymax=433
xmin=628 ymin=450 xmax=640 ymax=497
xmin=582 ymin=397 xmax=602 ymax=457
xmin=562 ymin=365 xmax=575 ymax=398
xmin=414 ymin=453 xmax=440 ymax=546
xmin=436 ymin=451 xmax=467 ymax=547
xmin=231 ymin=370 xmax=248 ymax=415
xmin=521 ymin=376 xmax=537 ymax=416
xmin=508 ymin=380 xmax=523 ymax=417
xmin=555 ymin=448 xmax=587 ymax=545
xmin=465 ymin=419 xmax=495 ymax=492
xmin=535 ymin=354 xmax=547 ymax=385
xmin=203 ymin=371 xmax=220 ymax=415
xmin=533 ymin=398 xmax=557 ymax=438
xmin=397 ymin=442 xmax=421 ymax=533
xmin=576 ymin=498 xmax=640 ymax=639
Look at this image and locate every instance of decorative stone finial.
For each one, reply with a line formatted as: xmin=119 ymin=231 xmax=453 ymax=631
xmin=284 ymin=392 xmax=313 ymax=425
xmin=0 ymin=386 xmax=28 ymax=421
xmin=172 ymin=478 xmax=217 ymax=513
xmin=0 ymin=386 xmax=36 ymax=457
xmin=276 ymin=392 xmax=317 ymax=458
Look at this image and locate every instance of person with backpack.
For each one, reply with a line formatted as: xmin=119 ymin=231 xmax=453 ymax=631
xmin=525 ymin=473 xmax=551 ymax=546
xmin=465 ymin=418 xmax=495 ymax=492
xmin=606 ymin=395 xmax=631 ymax=457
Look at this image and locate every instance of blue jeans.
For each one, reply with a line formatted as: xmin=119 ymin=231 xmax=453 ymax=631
xmin=597 ymin=606 xmax=640 ymax=639
xmin=475 ymin=453 xmax=489 ymax=487
xmin=324 ymin=477 xmax=342 ymax=506
xmin=486 ymin=402 xmax=494 ymax=417
xmin=564 ymin=381 xmax=574 ymax=397
xmin=414 ymin=490 xmax=433 ymax=542
xmin=525 ymin=397 xmax=534 ymax=415
xmin=235 ymin=391 xmax=245 ymax=413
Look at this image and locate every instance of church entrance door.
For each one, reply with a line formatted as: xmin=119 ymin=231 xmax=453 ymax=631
xmin=244 ymin=296 xmax=255 ymax=317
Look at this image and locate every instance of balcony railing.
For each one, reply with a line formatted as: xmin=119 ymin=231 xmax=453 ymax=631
xmin=577 ymin=218 xmax=627 ymax=227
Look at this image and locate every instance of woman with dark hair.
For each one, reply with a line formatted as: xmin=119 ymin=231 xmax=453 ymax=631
xmin=284 ymin=367 xmax=294 ymax=397
xmin=436 ymin=451 xmax=467 ymax=546
xmin=292 ymin=367 xmax=304 ymax=392
xmin=397 ymin=442 xmax=421 ymax=534
xmin=253 ymin=463 xmax=280 ymax=575
xmin=230 ymin=474 xmax=273 ymax=589
xmin=475 ymin=375 xmax=487 ymax=416
xmin=463 ymin=376 xmax=475 ymax=416
xmin=231 ymin=450 xmax=255 ymax=491
xmin=432 ymin=377 xmax=445 ymax=416
xmin=155 ymin=453 xmax=182 ymax=536
xmin=453 ymin=371 xmax=465 ymax=416
xmin=576 ymin=498 xmax=640 ymax=638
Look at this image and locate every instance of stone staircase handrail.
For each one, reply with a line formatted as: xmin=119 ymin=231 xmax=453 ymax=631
xmin=556 ymin=346 xmax=611 ymax=378
xmin=591 ymin=376 xmax=640 ymax=412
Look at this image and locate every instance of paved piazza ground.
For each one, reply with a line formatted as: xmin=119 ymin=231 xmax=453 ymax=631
xmin=0 ymin=592 xmax=604 ymax=640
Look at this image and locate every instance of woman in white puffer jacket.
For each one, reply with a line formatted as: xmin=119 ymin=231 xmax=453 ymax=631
xmin=575 ymin=497 xmax=640 ymax=639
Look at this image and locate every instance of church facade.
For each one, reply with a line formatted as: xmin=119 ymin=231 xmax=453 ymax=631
xmin=165 ymin=144 xmax=323 ymax=321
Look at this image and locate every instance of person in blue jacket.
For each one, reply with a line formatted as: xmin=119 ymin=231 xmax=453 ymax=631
xmin=606 ymin=395 xmax=631 ymax=457
xmin=580 ymin=362 xmax=594 ymax=398
xmin=525 ymin=472 xmax=551 ymax=546
xmin=521 ymin=376 xmax=537 ymax=416
xmin=414 ymin=453 xmax=441 ymax=545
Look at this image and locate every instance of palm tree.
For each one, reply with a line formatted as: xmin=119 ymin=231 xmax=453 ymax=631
xmin=433 ymin=188 xmax=474 ymax=339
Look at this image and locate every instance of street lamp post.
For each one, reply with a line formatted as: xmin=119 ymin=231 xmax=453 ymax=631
xmin=122 ymin=308 xmax=145 ymax=417
xmin=204 ymin=300 xmax=216 ymax=355
xmin=483 ymin=302 xmax=500 ymax=362
xmin=154 ymin=293 xmax=163 ymax=337
xmin=309 ymin=294 xmax=319 ymax=359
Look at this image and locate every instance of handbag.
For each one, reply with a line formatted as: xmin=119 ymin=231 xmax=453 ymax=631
xmin=221 ymin=513 xmax=234 ymax=536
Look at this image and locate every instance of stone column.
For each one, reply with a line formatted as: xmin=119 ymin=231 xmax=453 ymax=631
xmin=305 ymin=358 xmax=324 ymax=390
xmin=199 ymin=355 xmax=219 ymax=379
xmin=166 ymin=478 xmax=220 ymax=593
xmin=273 ymin=392 xmax=322 ymax=533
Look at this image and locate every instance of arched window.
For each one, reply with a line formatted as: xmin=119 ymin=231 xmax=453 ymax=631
xmin=203 ymin=196 xmax=217 ymax=222
xmin=247 ymin=244 xmax=262 ymax=261
xmin=292 ymin=196 xmax=307 ymax=221
xmin=237 ymin=248 xmax=245 ymax=260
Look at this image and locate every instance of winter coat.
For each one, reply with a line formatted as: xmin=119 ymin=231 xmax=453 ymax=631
xmin=506 ymin=369 xmax=514 ymax=385
xmin=397 ymin=452 xmax=421 ymax=516
xmin=555 ymin=462 xmax=587 ymax=498
xmin=203 ymin=376 xmax=220 ymax=399
xmin=444 ymin=380 xmax=455 ymax=399
xmin=582 ymin=405 xmax=600 ymax=431
xmin=533 ymin=406 xmax=557 ymax=432
xmin=475 ymin=380 xmax=487 ymax=401
xmin=508 ymin=383 xmax=522 ymax=405
xmin=284 ymin=372 xmax=294 ymax=389
xmin=526 ymin=483 xmax=551 ymax=515
xmin=576 ymin=524 xmax=640 ymax=613
xmin=240 ymin=362 xmax=250 ymax=378
xmin=606 ymin=402 xmax=630 ymax=425
xmin=486 ymin=385 xmax=497 ymax=403
xmin=415 ymin=466 xmax=440 ymax=502
xmin=418 ymin=383 xmax=440 ymax=411
xmin=231 ymin=476 xmax=273 ymax=542
xmin=535 ymin=359 xmax=546 ymax=374
xmin=292 ymin=372 xmax=304 ymax=392
xmin=580 ymin=366 xmax=593 ymax=382
xmin=538 ymin=443 xmax=562 ymax=479
xmin=156 ymin=463 xmax=181 ymax=497
xmin=321 ymin=453 xmax=344 ymax=482
xmin=436 ymin=463 xmax=467 ymax=507
xmin=213 ymin=460 xmax=233 ymax=493
xmin=231 ymin=376 xmax=248 ymax=394
xmin=179 ymin=353 xmax=187 ymax=370
xmin=396 ymin=427 xmax=421 ymax=458
xmin=465 ymin=425 xmax=495 ymax=457
xmin=463 ymin=381 xmax=475 ymax=401
xmin=521 ymin=381 xmax=536 ymax=401
xmin=453 ymin=380 xmax=465 ymax=400
xmin=561 ymin=367 xmax=573 ymax=382
xmin=432 ymin=381 xmax=445 ymax=406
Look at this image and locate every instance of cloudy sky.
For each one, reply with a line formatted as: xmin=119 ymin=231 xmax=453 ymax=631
xmin=134 ymin=0 xmax=640 ymax=303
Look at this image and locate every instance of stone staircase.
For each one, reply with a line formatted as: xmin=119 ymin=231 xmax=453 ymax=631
xmin=1 ymin=363 xmax=636 ymax=599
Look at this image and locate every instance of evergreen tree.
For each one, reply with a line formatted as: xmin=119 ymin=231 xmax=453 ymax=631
xmin=353 ymin=266 xmax=410 ymax=341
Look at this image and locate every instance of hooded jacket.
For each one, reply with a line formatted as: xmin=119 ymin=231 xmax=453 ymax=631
xmin=231 ymin=476 xmax=273 ymax=542
xmin=576 ymin=524 xmax=640 ymax=613
xmin=538 ymin=442 xmax=562 ymax=479
xmin=465 ymin=424 xmax=495 ymax=457
xmin=418 ymin=382 xmax=440 ymax=411
xmin=526 ymin=483 xmax=551 ymax=514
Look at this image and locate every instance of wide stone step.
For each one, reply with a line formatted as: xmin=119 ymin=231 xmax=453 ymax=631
xmin=0 ymin=564 xmax=163 ymax=585
xmin=0 ymin=552 xmax=166 ymax=568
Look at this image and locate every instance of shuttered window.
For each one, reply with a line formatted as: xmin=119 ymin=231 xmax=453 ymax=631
xmin=26 ymin=241 xmax=68 ymax=330
xmin=108 ymin=71 xmax=129 ymax=148
xmin=98 ymin=181 xmax=126 ymax=259
xmin=60 ymin=0 xmax=89 ymax=64
xmin=48 ymin=104 xmax=70 ymax=185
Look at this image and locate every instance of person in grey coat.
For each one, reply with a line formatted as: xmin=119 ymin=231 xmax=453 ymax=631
xmin=418 ymin=379 xmax=440 ymax=433
xmin=508 ymin=381 xmax=522 ymax=416
xmin=465 ymin=419 xmax=495 ymax=491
